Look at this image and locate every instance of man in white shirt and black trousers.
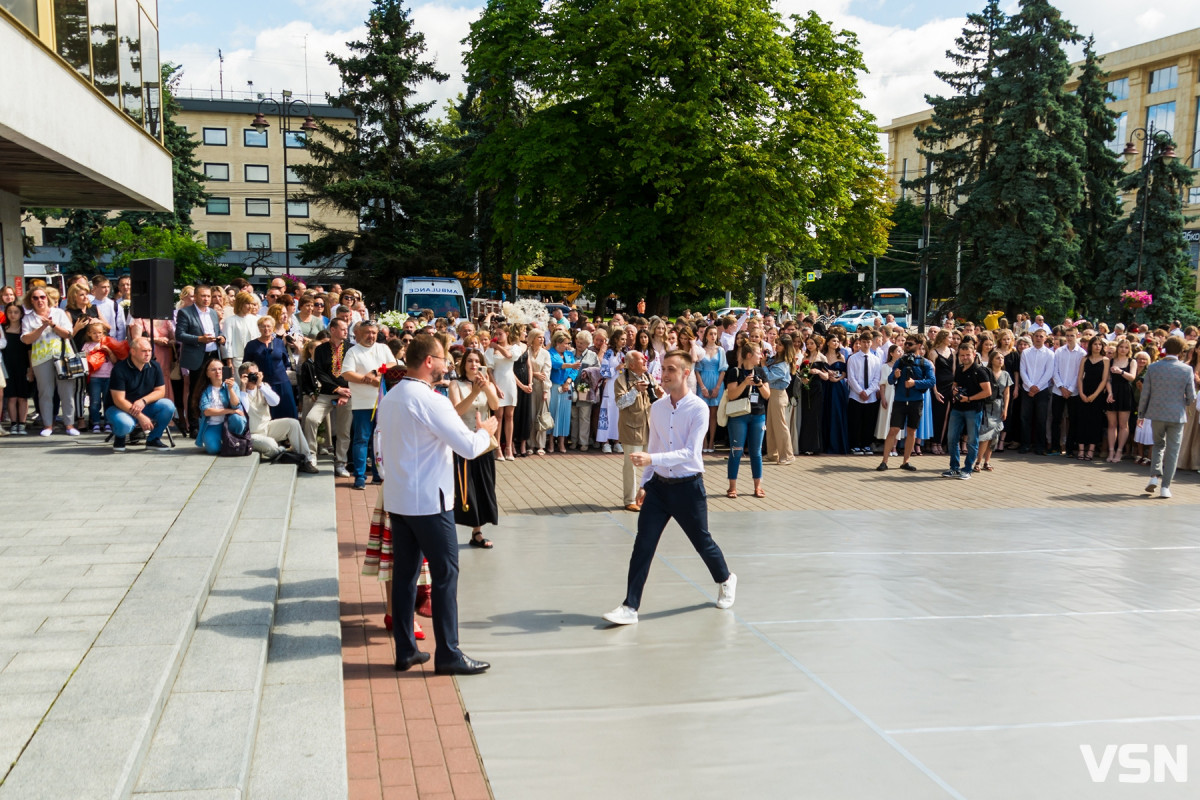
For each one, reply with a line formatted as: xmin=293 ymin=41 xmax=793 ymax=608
xmin=602 ymin=350 xmax=737 ymax=626
xmin=846 ymin=332 xmax=883 ymax=455
xmin=376 ymin=335 xmax=501 ymax=674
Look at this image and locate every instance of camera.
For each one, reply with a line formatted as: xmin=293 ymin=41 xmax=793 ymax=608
xmin=247 ymin=373 xmax=259 ymax=384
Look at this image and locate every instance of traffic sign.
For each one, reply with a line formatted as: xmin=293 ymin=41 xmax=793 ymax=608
xmin=806 ymin=272 xmax=816 ymax=282
xmin=790 ymin=279 xmax=801 ymax=291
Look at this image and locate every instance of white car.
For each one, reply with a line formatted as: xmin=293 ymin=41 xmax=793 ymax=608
xmin=831 ymin=309 xmax=883 ymax=332
xmin=715 ymin=307 xmax=752 ymax=319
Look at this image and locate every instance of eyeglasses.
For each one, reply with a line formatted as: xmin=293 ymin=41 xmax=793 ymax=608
xmin=31 ymin=295 xmax=47 ymax=301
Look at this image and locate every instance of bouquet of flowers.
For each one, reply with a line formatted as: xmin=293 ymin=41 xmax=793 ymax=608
xmin=377 ymin=310 xmax=409 ymax=329
xmin=500 ymin=298 xmax=549 ymax=328
xmin=1121 ymin=290 xmax=1153 ymax=311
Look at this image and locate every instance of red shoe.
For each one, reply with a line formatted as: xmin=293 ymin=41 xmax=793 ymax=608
xmin=414 ymin=620 xmax=425 ymax=640
xmin=415 ymin=585 xmax=433 ymax=618
xmin=384 ymin=614 xmax=393 ymax=631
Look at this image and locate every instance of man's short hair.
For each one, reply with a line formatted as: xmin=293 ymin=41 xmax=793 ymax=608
xmin=405 ymin=333 xmax=443 ymax=366
xmin=1165 ymin=335 xmax=1186 ymax=356
xmin=664 ymin=349 xmax=693 ymax=369
xmin=91 ymin=274 xmax=110 ymax=287
xmin=238 ymin=362 xmax=253 ymax=377
xmin=357 ymin=320 xmax=378 ymax=334
xmin=957 ymin=339 xmax=975 ymax=351
xmin=857 ymin=332 xmax=873 ymax=343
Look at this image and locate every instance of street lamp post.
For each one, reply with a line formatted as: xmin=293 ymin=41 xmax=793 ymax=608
xmin=1121 ymin=123 xmax=1176 ymax=292
xmin=251 ymin=93 xmax=318 ymax=276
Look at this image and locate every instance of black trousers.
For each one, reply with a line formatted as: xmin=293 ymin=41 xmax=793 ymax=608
xmin=848 ymin=399 xmax=879 ymax=449
xmin=1021 ymin=390 xmax=1051 ymax=452
xmin=623 ymin=476 xmax=731 ymax=610
xmin=1051 ymin=392 xmax=1078 ymax=452
xmin=390 ymin=510 xmax=463 ymax=667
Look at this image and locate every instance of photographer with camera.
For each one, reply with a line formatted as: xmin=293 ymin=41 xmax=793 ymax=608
xmin=236 ymin=362 xmax=318 ymax=472
xmin=942 ymin=340 xmax=992 ymax=480
xmin=877 ymin=334 xmax=936 ymax=472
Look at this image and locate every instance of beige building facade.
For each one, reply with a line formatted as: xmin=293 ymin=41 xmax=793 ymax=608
xmin=882 ymin=27 xmax=1200 ymax=277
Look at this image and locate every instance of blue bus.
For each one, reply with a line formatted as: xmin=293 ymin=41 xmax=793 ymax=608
xmin=871 ymin=288 xmax=913 ymax=328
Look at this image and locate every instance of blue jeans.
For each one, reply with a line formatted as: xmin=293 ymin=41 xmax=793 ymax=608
xmin=947 ymin=407 xmax=982 ymax=474
xmin=351 ymin=409 xmax=380 ymax=484
xmin=88 ymin=377 xmax=110 ymax=428
xmin=106 ymin=399 xmax=176 ymax=442
xmin=727 ymin=412 xmax=766 ymax=480
xmin=196 ymin=413 xmax=247 ymax=454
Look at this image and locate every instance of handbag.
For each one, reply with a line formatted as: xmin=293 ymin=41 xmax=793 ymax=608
xmin=218 ymin=417 xmax=254 ymax=457
xmin=55 ymin=337 xmax=87 ymax=381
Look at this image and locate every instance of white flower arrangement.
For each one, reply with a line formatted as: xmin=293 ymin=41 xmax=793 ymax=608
xmin=120 ymin=299 xmax=131 ymax=309
xmin=501 ymin=298 xmax=549 ymax=328
xmin=377 ymin=310 xmax=408 ymax=329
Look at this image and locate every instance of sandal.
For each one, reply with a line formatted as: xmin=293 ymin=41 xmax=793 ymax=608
xmin=981 ymin=463 xmax=993 ymax=471
xmin=753 ymin=487 xmax=766 ymax=498
xmin=469 ymin=533 xmax=494 ymax=549
xmin=726 ymin=489 xmax=738 ymax=499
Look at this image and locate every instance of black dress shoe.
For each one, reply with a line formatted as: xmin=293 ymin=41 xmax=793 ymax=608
xmin=395 ymin=651 xmax=431 ymax=672
xmin=435 ymin=655 xmax=490 ymax=675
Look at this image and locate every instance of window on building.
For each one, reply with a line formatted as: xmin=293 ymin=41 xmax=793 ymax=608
xmin=43 ymin=228 xmax=68 ymax=246
xmin=243 ymin=128 xmax=268 ymax=148
xmin=900 ymin=158 xmax=908 ymax=201
xmin=204 ymin=163 xmax=230 ymax=181
xmin=206 ymin=197 xmax=230 ymax=215
xmin=203 ymin=128 xmax=228 ymax=146
xmin=285 ymin=166 xmax=302 ymax=184
xmin=55 ymin=0 xmax=91 ymax=79
xmin=287 ymin=200 xmax=310 ymax=218
xmin=89 ymin=0 xmax=119 ymax=107
xmin=285 ymin=131 xmax=307 ymax=148
xmin=247 ymin=233 xmax=272 ymax=250
xmin=1189 ymin=188 xmax=1200 ymax=206
xmin=287 ymin=234 xmax=311 ymax=251
xmin=1148 ymin=66 xmax=1178 ymax=94
xmin=1145 ymin=102 xmax=1176 ymax=139
xmin=140 ymin=9 xmax=161 ymax=139
xmin=116 ymin=0 xmax=142 ymax=123
xmin=1107 ymin=112 xmax=1129 ymax=154
xmin=1188 ymin=238 xmax=1200 ymax=276
xmin=1106 ymin=78 xmax=1129 ymax=102
xmin=245 ymin=199 xmax=271 ymax=216
xmin=244 ymin=164 xmax=270 ymax=183
xmin=207 ymin=232 xmax=232 ymax=250
xmin=4 ymin=0 xmax=38 ymax=32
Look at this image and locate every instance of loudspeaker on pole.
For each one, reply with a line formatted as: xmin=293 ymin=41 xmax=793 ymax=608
xmin=129 ymin=259 xmax=175 ymax=320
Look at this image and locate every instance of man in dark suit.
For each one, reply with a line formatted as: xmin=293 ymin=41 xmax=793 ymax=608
xmin=1139 ymin=335 xmax=1197 ymax=499
xmin=175 ymin=285 xmax=227 ymax=432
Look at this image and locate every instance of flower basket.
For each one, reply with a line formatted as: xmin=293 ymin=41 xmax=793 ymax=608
xmin=1120 ymin=290 xmax=1153 ymax=311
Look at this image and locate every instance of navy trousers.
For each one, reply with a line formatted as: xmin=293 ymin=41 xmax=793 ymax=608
xmin=623 ymin=476 xmax=731 ymax=610
xmin=390 ymin=510 xmax=463 ymax=667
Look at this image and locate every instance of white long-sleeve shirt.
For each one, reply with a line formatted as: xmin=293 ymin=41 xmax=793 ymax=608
xmin=719 ymin=309 xmax=752 ymax=351
xmin=1019 ymin=345 xmax=1055 ymax=393
xmin=1052 ymin=344 xmax=1086 ymax=395
xmin=846 ymin=351 xmax=882 ymax=403
xmin=377 ymin=378 xmax=490 ymax=515
xmin=640 ymin=390 xmax=708 ymax=487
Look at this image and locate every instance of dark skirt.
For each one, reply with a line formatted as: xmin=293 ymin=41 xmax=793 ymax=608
xmin=454 ymin=450 xmax=498 ymax=528
xmin=822 ymin=380 xmax=850 ymax=454
xmin=798 ymin=385 xmax=824 ymax=453
xmin=513 ymin=353 xmax=533 ymax=444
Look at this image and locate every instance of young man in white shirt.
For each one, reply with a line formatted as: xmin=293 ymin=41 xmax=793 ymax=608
xmin=376 ymin=335 xmax=499 ymax=675
xmin=1050 ymin=327 xmax=1085 ymax=455
xmin=602 ymin=349 xmax=736 ymax=626
xmin=237 ymin=362 xmax=318 ymax=472
xmin=846 ymin=332 xmax=883 ymax=455
xmin=341 ymin=320 xmax=398 ymax=490
xmin=90 ymin=275 xmax=127 ymax=341
xmin=1018 ymin=329 xmax=1055 ymax=454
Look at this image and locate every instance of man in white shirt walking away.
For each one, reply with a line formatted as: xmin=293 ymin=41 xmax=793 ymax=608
xmin=603 ymin=350 xmax=737 ymax=626
xmin=376 ymin=335 xmax=500 ymax=675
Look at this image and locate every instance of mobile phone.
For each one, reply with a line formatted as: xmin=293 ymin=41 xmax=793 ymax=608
xmin=222 ymin=366 xmax=233 ymax=381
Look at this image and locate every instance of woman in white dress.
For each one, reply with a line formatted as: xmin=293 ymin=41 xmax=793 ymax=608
xmin=527 ymin=328 xmax=553 ymax=455
xmin=594 ymin=327 xmax=627 ymax=453
xmin=486 ymin=323 xmax=524 ymax=461
xmin=875 ymin=344 xmax=900 ymax=446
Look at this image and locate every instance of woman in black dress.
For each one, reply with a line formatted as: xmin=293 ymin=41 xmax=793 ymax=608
xmin=449 ymin=349 xmax=500 ymax=548
xmin=996 ymin=329 xmax=1021 ymax=451
xmin=2 ymin=303 xmax=31 ymax=434
xmin=929 ymin=330 xmax=955 ymax=455
xmin=511 ymin=324 xmax=534 ymax=456
xmin=796 ymin=336 xmax=828 ymax=455
xmin=1104 ymin=338 xmax=1136 ymax=462
xmin=1074 ymin=335 xmax=1109 ymax=461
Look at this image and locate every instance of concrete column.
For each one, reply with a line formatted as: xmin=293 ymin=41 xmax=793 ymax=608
xmin=0 ymin=189 xmax=21 ymax=288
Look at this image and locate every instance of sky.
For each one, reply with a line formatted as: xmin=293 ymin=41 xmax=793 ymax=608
xmin=158 ymin=0 xmax=1200 ymax=129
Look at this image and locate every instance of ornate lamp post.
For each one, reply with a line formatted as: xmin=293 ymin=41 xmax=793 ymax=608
xmin=250 ymin=93 xmax=318 ymax=274
xmin=1121 ymin=123 xmax=1176 ymax=292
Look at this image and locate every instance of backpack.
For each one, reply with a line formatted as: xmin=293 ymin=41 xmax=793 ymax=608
xmin=298 ymin=358 xmax=321 ymax=398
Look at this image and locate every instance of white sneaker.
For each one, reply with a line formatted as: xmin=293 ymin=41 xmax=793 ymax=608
xmin=602 ymin=443 xmax=612 ymax=454
xmin=334 ymin=465 xmax=351 ymax=478
xmin=1145 ymin=476 xmax=1159 ymax=494
xmin=716 ymin=573 xmax=737 ymax=609
xmin=1161 ymin=487 xmax=1172 ymax=499
xmin=614 ymin=443 xmax=624 ymax=454
xmin=39 ymin=428 xmax=52 ymax=437
xmin=602 ymin=605 xmax=638 ymax=625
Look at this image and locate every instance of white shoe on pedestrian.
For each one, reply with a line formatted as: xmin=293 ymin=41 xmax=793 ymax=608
xmin=1160 ymin=487 xmax=1172 ymax=499
xmin=334 ymin=465 xmax=351 ymax=478
xmin=614 ymin=443 xmax=624 ymax=454
xmin=602 ymin=443 xmax=612 ymax=454
xmin=716 ymin=573 xmax=737 ymax=609
xmin=1145 ymin=476 xmax=1159 ymax=494
xmin=602 ymin=605 xmax=638 ymax=625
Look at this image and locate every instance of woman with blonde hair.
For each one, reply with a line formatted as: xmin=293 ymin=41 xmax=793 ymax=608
xmin=527 ymin=327 xmax=552 ymax=455
xmin=222 ymin=291 xmax=261 ymax=372
xmin=1104 ymin=338 xmax=1137 ymax=462
xmin=485 ymin=322 xmax=524 ymax=460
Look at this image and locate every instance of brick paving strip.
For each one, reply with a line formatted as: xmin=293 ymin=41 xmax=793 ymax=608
xmin=337 ymin=482 xmax=492 ymax=800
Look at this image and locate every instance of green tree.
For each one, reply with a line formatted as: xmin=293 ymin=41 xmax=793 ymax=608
xmin=1104 ymin=141 xmax=1197 ymax=325
xmin=1071 ymin=36 xmax=1125 ymax=318
xmin=958 ymin=0 xmax=1085 ymax=321
xmin=294 ymin=0 xmax=466 ymax=300
xmin=98 ymin=222 xmax=240 ymax=287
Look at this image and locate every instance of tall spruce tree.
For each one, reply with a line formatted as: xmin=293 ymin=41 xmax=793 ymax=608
xmin=1070 ymin=37 xmax=1124 ymax=318
xmin=959 ymin=0 xmax=1085 ymax=320
xmin=1103 ymin=141 xmax=1197 ymax=325
xmin=294 ymin=0 xmax=465 ymax=298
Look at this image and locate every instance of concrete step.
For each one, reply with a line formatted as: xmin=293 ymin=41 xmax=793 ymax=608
xmin=132 ymin=463 xmax=298 ymax=799
xmin=0 ymin=455 xmax=261 ymax=800
xmin=248 ymin=467 xmax=347 ymax=799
